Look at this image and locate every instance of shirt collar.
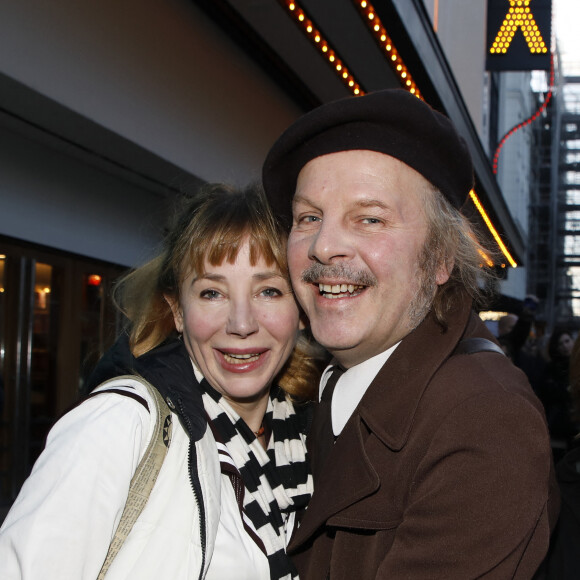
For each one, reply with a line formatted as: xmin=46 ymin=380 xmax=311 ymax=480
xmin=321 ymin=342 xmax=400 ymax=436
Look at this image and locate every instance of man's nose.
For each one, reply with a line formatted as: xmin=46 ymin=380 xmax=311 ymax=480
xmin=308 ymin=220 xmax=353 ymax=264
xmin=225 ymin=300 xmax=259 ymax=338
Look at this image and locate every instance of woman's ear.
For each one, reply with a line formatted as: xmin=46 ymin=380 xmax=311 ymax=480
xmin=164 ymin=294 xmax=184 ymax=333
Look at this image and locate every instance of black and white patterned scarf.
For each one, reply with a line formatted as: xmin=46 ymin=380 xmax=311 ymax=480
xmin=201 ymin=379 xmax=312 ymax=580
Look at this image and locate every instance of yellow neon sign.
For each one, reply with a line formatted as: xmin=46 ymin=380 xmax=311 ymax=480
xmin=489 ymin=0 xmax=548 ymax=55
xmin=469 ymin=190 xmax=518 ymax=268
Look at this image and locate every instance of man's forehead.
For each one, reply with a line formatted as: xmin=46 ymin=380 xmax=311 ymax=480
xmin=293 ymin=150 xmax=432 ymax=202
xmin=296 ymin=149 xmax=428 ymax=180
xmin=292 ymin=191 xmax=391 ymax=210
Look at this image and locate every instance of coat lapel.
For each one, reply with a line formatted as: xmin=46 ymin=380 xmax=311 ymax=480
xmin=290 ymin=413 xmax=379 ymax=548
xmin=358 ymin=295 xmax=472 ymax=450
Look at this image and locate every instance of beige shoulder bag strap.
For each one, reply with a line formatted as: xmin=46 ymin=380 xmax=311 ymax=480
xmin=96 ymin=377 xmax=173 ymax=579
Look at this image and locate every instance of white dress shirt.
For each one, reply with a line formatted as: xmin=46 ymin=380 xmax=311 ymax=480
xmin=320 ymin=343 xmax=400 ymax=436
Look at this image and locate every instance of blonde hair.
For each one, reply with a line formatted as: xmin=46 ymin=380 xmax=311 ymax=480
xmin=115 ymin=183 xmax=323 ymax=400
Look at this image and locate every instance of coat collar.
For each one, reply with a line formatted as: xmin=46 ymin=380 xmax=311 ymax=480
xmin=289 ymin=292 xmax=474 ymax=551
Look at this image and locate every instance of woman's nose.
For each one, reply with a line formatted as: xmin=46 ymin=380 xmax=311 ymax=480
xmin=225 ymin=300 xmax=259 ymax=338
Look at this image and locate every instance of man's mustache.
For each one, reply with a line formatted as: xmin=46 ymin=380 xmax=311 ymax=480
xmin=301 ymin=263 xmax=377 ymax=287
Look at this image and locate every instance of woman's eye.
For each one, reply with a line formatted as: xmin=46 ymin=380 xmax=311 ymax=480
xmin=361 ymin=217 xmax=382 ymax=224
xmin=260 ymin=287 xmax=283 ymax=298
xmin=200 ymin=289 xmax=222 ymax=300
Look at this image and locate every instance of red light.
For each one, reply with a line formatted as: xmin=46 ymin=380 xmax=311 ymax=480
xmin=88 ymin=274 xmax=102 ymax=286
xmin=492 ymin=55 xmax=554 ymax=175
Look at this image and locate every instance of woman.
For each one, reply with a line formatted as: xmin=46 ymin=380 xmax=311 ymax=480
xmin=0 ymin=183 xmax=321 ymax=579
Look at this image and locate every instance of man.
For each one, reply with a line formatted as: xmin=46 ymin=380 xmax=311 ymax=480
xmin=262 ymin=90 xmax=558 ymax=579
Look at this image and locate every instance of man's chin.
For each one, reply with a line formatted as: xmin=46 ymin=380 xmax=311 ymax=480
xmin=311 ymin=331 xmax=362 ymax=360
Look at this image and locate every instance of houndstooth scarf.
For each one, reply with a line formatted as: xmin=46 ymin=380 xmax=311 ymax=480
xmin=201 ymin=379 xmax=312 ymax=580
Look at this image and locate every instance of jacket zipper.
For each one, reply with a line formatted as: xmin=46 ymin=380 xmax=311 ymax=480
xmin=177 ymin=397 xmax=207 ymax=580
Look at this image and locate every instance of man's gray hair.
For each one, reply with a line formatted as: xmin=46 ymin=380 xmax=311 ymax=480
xmin=419 ymin=184 xmax=498 ymax=329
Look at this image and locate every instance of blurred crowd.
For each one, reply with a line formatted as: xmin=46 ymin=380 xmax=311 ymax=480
xmin=493 ymin=297 xmax=580 ymax=459
xmin=491 ymin=297 xmax=580 ymax=579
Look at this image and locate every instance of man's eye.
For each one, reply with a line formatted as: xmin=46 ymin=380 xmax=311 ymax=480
xmin=361 ymin=217 xmax=383 ymax=224
xmin=299 ymin=215 xmax=321 ymax=224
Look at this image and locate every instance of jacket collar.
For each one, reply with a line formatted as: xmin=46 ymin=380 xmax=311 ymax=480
xmin=87 ymin=333 xmax=207 ymax=442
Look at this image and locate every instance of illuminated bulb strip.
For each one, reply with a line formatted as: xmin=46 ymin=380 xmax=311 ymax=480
xmin=469 ymin=190 xmax=518 ymax=268
xmin=493 ymin=53 xmax=554 ymax=174
xmin=280 ymin=1 xmax=364 ymax=95
xmin=354 ymin=0 xmax=422 ymax=99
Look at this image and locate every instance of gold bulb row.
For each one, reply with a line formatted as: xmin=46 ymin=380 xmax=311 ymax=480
xmin=280 ymin=0 xmax=420 ymax=98
xmin=283 ymin=1 xmax=363 ymax=95
xmin=355 ymin=0 xmax=422 ymax=99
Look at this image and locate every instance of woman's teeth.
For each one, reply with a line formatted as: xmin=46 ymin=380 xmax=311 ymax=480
xmin=223 ymin=352 xmax=260 ymax=364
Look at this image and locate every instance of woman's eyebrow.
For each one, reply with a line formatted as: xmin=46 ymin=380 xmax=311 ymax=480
xmin=191 ymin=272 xmax=226 ymax=285
xmin=253 ymin=271 xmax=286 ymax=282
xmin=192 ymin=271 xmax=285 ymax=284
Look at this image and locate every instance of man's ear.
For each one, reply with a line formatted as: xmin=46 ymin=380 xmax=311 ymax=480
xmin=435 ymin=258 xmax=453 ymax=286
xmin=164 ymin=294 xmax=184 ymax=333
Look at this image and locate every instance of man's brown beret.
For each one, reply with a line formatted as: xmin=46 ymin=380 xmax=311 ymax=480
xmin=262 ymin=89 xmax=473 ymax=226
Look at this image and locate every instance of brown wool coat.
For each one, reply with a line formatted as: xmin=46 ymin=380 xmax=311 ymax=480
xmin=289 ymin=294 xmax=559 ymax=579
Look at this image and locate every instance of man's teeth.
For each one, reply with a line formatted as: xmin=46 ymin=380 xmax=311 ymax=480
xmin=318 ymin=283 xmax=364 ymax=297
xmin=224 ymin=353 xmax=260 ymax=364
